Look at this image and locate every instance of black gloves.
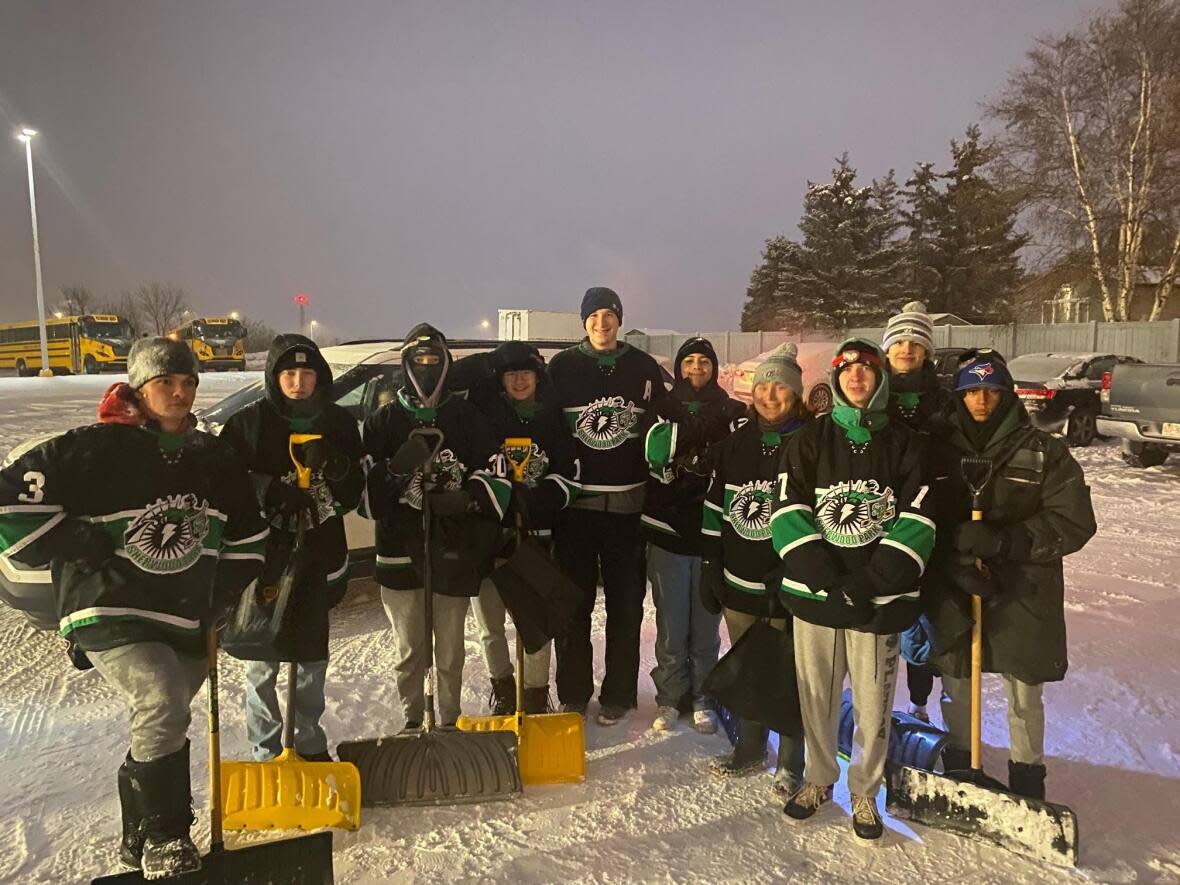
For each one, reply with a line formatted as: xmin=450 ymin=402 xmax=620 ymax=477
xmin=950 ymin=555 xmax=1002 ymax=599
xmin=48 ymin=518 xmax=117 ymax=571
xmin=300 ymin=438 xmax=350 ymax=480
xmin=953 ymin=521 xmax=1010 ymax=560
xmin=700 ymin=559 xmax=725 ymax=615
xmin=265 ymin=479 xmax=315 ymax=518
xmin=825 ymin=576 xmax=873 ymax=624
xmin=428 ymin=488 xmax=476 ymax=517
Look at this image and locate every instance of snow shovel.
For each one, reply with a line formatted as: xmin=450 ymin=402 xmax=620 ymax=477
xmin=92 ymin=631 xmax=334 ymax=884
xmin=886 ymin=455 xmax=1079 ymax=867
xmin=337 ymin=426 xmax=522 ymax=806
xmin=458 ymin=437 xmax=585 ymax=784
xmin=219 ymin=433 xmax=362 ymax=831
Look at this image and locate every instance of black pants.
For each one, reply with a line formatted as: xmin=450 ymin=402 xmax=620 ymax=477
xmin=554 ymin=509 xmax=647 ymax=709
xmin=907 ymin=661 xmax=936 ymax=706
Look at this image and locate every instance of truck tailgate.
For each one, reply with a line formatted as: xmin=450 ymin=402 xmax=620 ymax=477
xmin=1104 ymin=362 xmax=1180 ymax=440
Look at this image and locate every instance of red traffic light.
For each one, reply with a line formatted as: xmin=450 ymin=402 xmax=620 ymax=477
xmin=294 ymin=293 xmax=309 ymax=306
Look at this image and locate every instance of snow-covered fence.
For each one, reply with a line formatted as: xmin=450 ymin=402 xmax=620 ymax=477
xmin=627 ymin=319 xmax=1180 ymax=364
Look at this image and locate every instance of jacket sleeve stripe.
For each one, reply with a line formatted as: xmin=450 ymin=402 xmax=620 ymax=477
xmin=469 ymin=472 xmax=510 ymax=521
xmin=877 ymin=538 xmax=927 ymax=574
xmin=60 ymin=606 xmax=201 ymax=636
xmin=0 ymin=509 xmax=65 ymax=559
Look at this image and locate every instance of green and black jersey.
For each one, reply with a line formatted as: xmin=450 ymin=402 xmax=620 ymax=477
xmin=0 ymin=423 xmax=268 ymax=654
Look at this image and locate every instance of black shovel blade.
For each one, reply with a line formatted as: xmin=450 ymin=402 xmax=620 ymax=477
xmin=337 ymin=729 xmax=522 ymax=807
xmin=92 ymin=832 xmax=333 ymax=884
xmin=886 ymin=764 xmax=1078 ymax=867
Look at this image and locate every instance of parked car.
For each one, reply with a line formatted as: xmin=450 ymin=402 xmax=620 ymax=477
xmin=1097 ymin=361 xmax=1180 ymax=467
xmin=1007 ymin=352 xmax=1143 ymax=447
xmin=731 ymin=342 xmax=840 ymax=413
xmin=933 ymin=347 xmax=971 ymax=390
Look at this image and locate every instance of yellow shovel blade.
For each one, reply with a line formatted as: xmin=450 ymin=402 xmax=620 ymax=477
xmin=457 ymin=712 xmax=585 ymax=785
xmin=221 ymin=748 xmax=362 ymax=831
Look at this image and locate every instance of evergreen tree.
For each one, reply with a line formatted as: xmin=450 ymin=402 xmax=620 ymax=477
xmin=937 ymin=125 xmax=1027 ymax=320
xmin=740 ymin=235 xmax=798 ymax=331
xmin=900 ymin=161 xmax=949 ymax=302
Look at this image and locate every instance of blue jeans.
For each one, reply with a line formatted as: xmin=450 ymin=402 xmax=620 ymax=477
xmin=244 ymin=659 xmax=329 ymax=761
xmin=647 ymin=545 xmax=722 ymax=710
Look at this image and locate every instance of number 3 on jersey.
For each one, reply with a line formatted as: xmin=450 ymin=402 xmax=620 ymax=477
xmin=18 ymin=471 xmax=46 ymax=504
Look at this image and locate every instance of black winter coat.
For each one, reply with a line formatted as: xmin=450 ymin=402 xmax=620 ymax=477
xmin=926 ymin=401 xmax=1096 ymax=684
xmin=220 ymin=335 xmax=364 ymax=660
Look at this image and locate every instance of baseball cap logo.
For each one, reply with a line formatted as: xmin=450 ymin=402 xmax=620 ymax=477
xmin=969 ymin=362 xmax=994 ymax=381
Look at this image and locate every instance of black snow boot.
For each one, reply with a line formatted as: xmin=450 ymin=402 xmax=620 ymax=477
xmin=941 ymin=745 xmax=972 ymax=774
xmin=522 ymin=685 xmax=552 ymax=715
xmin=117 ymin=752 xmax=144 ymax=868
xmin=1008 ymin=760 xmax=1047 ymax=800
xmin=127 ymin=741 xmax=200 ymax=881
xmin=488 ymin=676 xmax=517 ymax=716
xmin=709 ymin=719 xmax=768 ymax=777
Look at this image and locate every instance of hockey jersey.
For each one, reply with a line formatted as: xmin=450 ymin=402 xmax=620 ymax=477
xmin=0 ymin=422 xmax=268 ymax=654
xmin=360 ymin=389 xmax=510 ymax=595
xmin=702 ymin=418 xmax=803 ymax=614
xmin=549 ymin=341 xmax=666 ymax=497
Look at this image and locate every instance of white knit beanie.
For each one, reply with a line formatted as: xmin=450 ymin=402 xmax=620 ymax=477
xmin=882 ymin=301 xmax=935 ymax=355
xmin=753 ymin=343 xmax=803 ymax=397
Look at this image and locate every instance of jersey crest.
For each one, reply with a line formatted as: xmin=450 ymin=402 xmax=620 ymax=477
xmin=123 ymin=493 xmax=210 ymax=574
xmin=404 ymin=448 xmax=465 ymax=509
xmin=814 ymin=480 xmax=896 ymax=548
xmin=575 ymin=396 xmax=639 ymax=451
xmin=728 ymin=480 xmax=774 ymax=541
xmin=503 ymin=440 xmax=548 ymax=485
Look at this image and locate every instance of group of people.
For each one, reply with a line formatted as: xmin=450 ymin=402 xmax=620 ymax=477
xmin=0 ymin=290 xmax=1097 ymax=877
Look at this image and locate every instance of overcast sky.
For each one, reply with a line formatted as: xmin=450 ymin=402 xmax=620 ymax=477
xmin=0 ymin=0 xmax=1114 ymax=340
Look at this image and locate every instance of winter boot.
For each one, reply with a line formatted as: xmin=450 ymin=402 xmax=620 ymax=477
xmin=771 ymin=735 xmax=805 ymax=797
xmin=488 ymin=676 xmax=517 ymax=716
xmin=783 ymin=781 xmax=833 ymax=821
xmin=127 ymin=741 xmax=200 ymax=881
xmin=117 ymin=753 xmax=144 ymax=869
xmin=850 ymin=794 xmax=884 ymax=840
xmin=709 ymin=719 xmax=768 ymax=777
xmin=522 ymin=686 xmax=552 ymax=714
xmin=941 ymin=745 xmax=972 ymax=774
xmin=652 ymin=705 xmax=680 ymax=732
xmin=1008 ymin=760 xmax=1047 ymax=800
xmin=596 ymin=704 xmax=629 ymax=726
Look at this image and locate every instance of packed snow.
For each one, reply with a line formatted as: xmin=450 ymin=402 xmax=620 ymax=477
xmin=0 ymin=373 xmax=1177 ymax=883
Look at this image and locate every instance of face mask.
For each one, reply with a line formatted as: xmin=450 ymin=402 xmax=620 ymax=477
xmin=405 ymin=345 xmax=450 ymax=408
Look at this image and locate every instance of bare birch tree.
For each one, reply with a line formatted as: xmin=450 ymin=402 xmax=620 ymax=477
xmin=133 ymin=283 xmax=191 ymax=335
xmin=990 ymin=0 xmax=1180 ymax=321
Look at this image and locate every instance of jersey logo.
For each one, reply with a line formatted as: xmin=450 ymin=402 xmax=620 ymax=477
xmin=404 ymin=448 xmax=465 ymax=509
xmin=728 ymin=480 xmax=774 ymax=541
xmin=814 ymin=480 xmax=896 ymax=548
xmin=575 ymin=396 xmax=639 ymax=451
xmin=123 ymin=494 xmax=210 ymax=574
xmin=503 ymin=440 xmax=548 ymax=485
xmin=275 ymin=470 xmax=336 ymax=527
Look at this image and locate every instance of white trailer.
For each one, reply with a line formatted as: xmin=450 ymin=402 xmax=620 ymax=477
xmin=498 ymin=309 xmax=584 ymax=341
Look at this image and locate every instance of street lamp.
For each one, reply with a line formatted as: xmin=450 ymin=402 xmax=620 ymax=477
xmin=229 ymin=310 xmax=240 ymax=320
xmin=16 ymin=127 xmax=52 ymax=377
xmin=480 ymin=319 xmax=491 ymax=331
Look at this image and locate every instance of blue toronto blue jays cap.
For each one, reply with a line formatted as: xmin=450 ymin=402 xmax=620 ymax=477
xmin=954 ymin=356 xmax=1014 ymax=392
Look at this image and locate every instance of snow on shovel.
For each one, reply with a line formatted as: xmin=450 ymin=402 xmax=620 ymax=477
xmin=886 ymin=455 xmax=1079 ymax=867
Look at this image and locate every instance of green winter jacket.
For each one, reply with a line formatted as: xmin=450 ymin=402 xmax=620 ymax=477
xmin=926 ymin=400 xmax=1097 ymax=684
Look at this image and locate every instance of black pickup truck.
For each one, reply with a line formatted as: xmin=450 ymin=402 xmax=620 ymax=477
xmin=1097 ymin=361 xmax=1180 ymax=467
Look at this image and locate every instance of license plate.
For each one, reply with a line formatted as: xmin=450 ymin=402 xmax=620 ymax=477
xmin=1163 ymin=423 xmax=1180 ymax=439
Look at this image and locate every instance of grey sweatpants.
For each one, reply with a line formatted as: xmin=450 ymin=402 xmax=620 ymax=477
xmin=472 ymin=579 xmax=552 ymax=689
xmin=793 ymin=620 xmax=900 ymax=797
xmin=381 ymin=587 xmax=470 ymax=725
xmin=88 ymin=641 xmax=207 ymax=762
xmin=941 ymin=674 xmax=1045 ymax=765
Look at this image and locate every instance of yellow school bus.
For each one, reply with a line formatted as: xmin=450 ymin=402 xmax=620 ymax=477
xmin=167 ymin=316 xmax=247 ymax=371
xmin=0 ymin=314 xmax=135 ymax=376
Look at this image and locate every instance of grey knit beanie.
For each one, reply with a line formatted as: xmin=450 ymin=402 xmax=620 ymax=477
xmin=882 ymin=300 xmax=935 ymax=355
xmin=127 ymin=337 xmax=200 ymax=389
xmin=753 ymin=343 xmax=803 ymax=396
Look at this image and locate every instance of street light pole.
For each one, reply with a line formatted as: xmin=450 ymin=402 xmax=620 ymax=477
xmin=16 ymin=128 xmax=52 ymax=377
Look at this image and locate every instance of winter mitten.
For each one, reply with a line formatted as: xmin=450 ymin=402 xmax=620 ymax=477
xmin=428 ymin=488 xmax=476 ymax=517
xmin=950 ymin=558 xmax=1001 ymax=600
xmin=825 ymin=577 xmax=873 ymax=624
xmin=265 ymin=480 xmax=314 ymax=518
xmin=299 ymin=438 xmax=351 ymax=481
xmin=953 ymin=521 xmax=1010 ymax=560
xmin=699 ymin=559 xmax=725 ymax=615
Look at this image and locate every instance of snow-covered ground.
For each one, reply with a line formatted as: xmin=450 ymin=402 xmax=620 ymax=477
xmin=0 ymin=374 xmax=1178 ymax=883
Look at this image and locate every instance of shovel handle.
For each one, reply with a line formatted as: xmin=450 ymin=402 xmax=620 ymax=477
xmin=970 ymin=506 xmax=984 ymax=771
xmin=207 ymin=627 xmax=224 ymax=851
